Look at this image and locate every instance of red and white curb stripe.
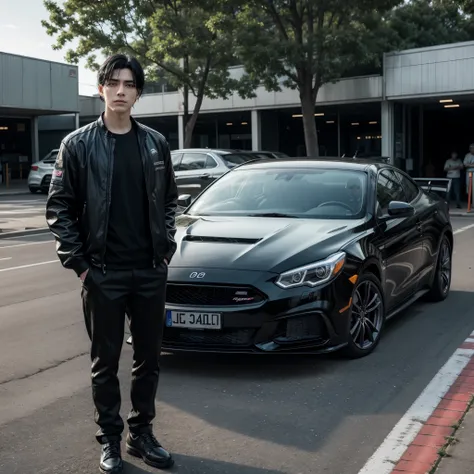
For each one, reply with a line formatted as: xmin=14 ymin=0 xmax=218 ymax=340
xmin=359 ymin=332 xmax=474 ymax=474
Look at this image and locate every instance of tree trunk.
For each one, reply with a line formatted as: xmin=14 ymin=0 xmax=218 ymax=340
xmin=183 ymin=57 xmax=212 ymax=148
xmin=182 ymin=56 xmax=190 ymax=147
xmin=299 ymin=82 xmax=319 ymax=157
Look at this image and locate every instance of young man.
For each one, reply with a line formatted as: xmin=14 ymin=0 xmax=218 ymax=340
xmin=46 ymin=54 xmax=177 ymax=473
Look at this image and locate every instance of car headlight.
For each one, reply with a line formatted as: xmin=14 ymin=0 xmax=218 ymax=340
xmin=275 ymin=252 xmax=346 ymax=289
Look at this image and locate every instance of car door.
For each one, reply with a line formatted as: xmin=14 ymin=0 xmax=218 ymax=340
xmin=374 ymin=169 xmax=424 ymax=311
xmin=174 ymin=152 xmax=209 ymax=199
xmin=396 ymin=170 xmax=443 ymax=288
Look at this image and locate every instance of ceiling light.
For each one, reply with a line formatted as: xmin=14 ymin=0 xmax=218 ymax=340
xmin=444 ymin=104 xmax=460 ymax=108
xmin=351 ymin=122 xmax=359 ymax=126
xmin=314 ymin=113 xmax=324 ymax=116
xmin=439 ymin=99 xmax=453 ymax=103
xmin=226 ymin=122 xmax=233 ymax=125
xmin=292 ymin=114 xmax=303 ymax=118
xmin=369 ymin=121 xmax=377 ymax=124
xmin=241 ymin=122 xmax=248 ymax=125
xmin=326 ymin=121 xmax=335 ymax=124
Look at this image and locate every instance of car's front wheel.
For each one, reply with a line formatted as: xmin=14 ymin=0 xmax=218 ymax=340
xmin=343 ymin=273 xmax=385 ymax=359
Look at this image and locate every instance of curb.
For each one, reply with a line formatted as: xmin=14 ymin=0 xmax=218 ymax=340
xmin=0 ymin=227 xmax=50 ymax=239
xmin=390 ymin=350 xmax=474 ymax=474
xmin=0 ymin=191 xmax=33 ymax=197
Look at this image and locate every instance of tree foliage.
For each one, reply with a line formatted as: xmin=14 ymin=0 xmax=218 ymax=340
xmin=387 ymin=0 xmax=474 ymax=50
xmin=42 ymin=0 xmax=258 ymax=147
xmin=233 ymin=0 xmax=402 ymax=157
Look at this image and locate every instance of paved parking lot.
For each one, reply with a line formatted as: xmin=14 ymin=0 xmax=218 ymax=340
xmin=0 ymin=217 xmax=473 ymax=473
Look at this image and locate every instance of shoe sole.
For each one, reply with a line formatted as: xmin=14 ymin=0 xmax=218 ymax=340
xmin=99 ymin=462 xmax=123 ymax=474
xmin=126 ymin=444 xmax=175 ymax=469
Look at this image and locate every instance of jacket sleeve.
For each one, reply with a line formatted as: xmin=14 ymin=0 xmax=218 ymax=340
xmin=163 ymin=141 xmax=178 ymax=263
xmin=45 ymin=141 xmax=89 ymax=277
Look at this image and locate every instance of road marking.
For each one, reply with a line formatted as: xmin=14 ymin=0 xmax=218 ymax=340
xmin=0 ymin=257 xmax=12 ymax=261
xmin=454 ymin=223 xmax=474 ymax=235
xmin=0 ymin=260 xmax=59 ymax=273
xmin=0 ymin=240 xmax=53 ymax=250
xmin=358 ymin=341 xmax=474 ymax=474
xmin=1 ymin=231 xmax=50 ymax=240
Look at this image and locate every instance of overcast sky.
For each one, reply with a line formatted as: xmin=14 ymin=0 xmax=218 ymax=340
xmin=0 ymin=0 xmax=99 ymax=96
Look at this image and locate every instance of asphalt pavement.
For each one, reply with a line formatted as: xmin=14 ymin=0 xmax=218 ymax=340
xmin=0 ymin=217 xmax=474 ymax=474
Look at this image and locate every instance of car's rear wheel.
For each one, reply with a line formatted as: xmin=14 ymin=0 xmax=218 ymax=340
xmin=426 ymin=235 xmax=452 ymax=302
xmin=29 ymin=186 xmax=38 ymax=193
xmin=342 ymin=273 xmax=385 ymax=359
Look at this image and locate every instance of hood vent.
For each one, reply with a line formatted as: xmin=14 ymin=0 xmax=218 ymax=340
xmin=183 ymin=235 xmax=261 ymax=244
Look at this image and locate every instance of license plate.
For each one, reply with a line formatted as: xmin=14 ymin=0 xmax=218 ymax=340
xmin=166 ymin=310 xmax=222 ymax=329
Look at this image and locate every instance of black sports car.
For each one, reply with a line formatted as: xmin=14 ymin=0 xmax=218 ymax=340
xmin=157 ymin=159 xmax=453 ymax=358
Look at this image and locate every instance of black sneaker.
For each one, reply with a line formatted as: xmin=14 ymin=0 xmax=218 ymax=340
xmin=100 ymin=441 xmax=123 ymax=474
xmin=126 ymin=432 xmax=174 ymax=469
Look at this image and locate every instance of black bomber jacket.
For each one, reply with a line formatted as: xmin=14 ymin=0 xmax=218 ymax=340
xmin=45 ymin=114 xmax=178 ymax=276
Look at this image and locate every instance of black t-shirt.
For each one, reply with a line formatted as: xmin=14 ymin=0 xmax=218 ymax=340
xmin=105 ymin=127 xmax=154 ymax=269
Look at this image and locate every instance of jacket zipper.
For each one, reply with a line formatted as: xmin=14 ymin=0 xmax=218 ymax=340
xmin=138 ymin=131 xmax=157 ymax=268
xmin=101 ymin=133 xmax=114 ymax=274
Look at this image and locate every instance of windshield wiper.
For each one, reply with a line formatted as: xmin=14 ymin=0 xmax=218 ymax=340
xmin=247 ymin=212 xmax=299 ymax=218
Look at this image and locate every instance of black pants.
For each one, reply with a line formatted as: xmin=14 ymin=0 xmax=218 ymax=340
xmin=81 ymin=263 xmax=168 ymax=444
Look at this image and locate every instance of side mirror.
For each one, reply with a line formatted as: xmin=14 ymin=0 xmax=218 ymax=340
xmin=387 ymin=200 xmax=414 ymax=218
xmin=177 ymin=194 xmax=192 ymax=208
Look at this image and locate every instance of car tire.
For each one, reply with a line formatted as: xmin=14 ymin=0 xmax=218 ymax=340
xmin=426 ymin=235 xmax=452 ymax=302
xmin=29 ymin=186 xmax=38 ymax=193
xmin=342 ymin=273 xmax=385 ymax=359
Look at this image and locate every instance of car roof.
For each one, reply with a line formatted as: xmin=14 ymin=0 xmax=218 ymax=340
xmin=234 ymin=157 xmax=391 ymax=171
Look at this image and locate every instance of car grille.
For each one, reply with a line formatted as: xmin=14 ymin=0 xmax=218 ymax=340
xmin=163 ymin=328 xmax=256 ymax=347
xmin=166 ymin=284 xmax=266 ymax=306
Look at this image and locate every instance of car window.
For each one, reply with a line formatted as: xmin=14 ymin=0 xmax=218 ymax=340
xmin=205 ymin=155 xmax=218 ymax=169
xmin=180 ymin=153 xmax=208 ymax=170
xmin=171 ymin=153 xmax=182 ymax=171
xmin=186 ymin=168 xmax=368 ymax=219
xmin=376 ymin=169 xmax=407 ymax=215
xmin=216 ymin=153 xmax=263 ymax=168
xmin=395 ymin=171 xmax=419 ymax=202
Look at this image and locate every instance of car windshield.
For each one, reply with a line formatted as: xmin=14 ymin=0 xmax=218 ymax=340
xmin=186 ymin=167 xmax=368 ymax=219
xmin=217 ymin=153 xmax=264 ymax=168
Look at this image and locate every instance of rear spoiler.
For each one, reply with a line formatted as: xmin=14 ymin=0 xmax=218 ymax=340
xmin=412 ymin=178 xmax=451 ymax=197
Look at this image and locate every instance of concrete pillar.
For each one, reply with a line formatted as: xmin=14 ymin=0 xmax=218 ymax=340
xmin=381 ymin=101 xmax=394 ymax=163
xmin=75 ymin=113 xmax=80 ymax=129
xmin=178 ymin=115 xmax=184 ymax=149
xmin=31 ymin=116 xmax=39 ymax=163
xmin=251 ymin=110 xmax=261 ymax=151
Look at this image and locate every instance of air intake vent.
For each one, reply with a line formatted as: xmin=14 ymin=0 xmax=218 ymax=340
xmin=183 ymin=235 xmax=261 ymax=244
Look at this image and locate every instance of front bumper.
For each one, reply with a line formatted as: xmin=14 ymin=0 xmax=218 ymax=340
xmin=161 ymin=267 xmax=356 ymax=354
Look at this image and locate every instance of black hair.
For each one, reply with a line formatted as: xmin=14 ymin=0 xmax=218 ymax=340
xmin=97 ymin=54 xmax=145 ymax=101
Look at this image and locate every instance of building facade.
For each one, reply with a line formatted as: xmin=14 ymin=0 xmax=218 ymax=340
xmin=36 ymin=40 xmax=474 ymax=186
xmin=0 ymin=52 xmax=79 ymax=182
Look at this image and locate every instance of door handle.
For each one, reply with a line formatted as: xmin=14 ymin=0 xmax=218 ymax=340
xmin=200 ymin=173 xmax=211 ymax=179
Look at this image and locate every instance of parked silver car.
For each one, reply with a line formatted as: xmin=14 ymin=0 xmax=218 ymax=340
xmin=171 ymin=148 xmax=272 ymax=200
xmin=27 ymin=149 xmax=59 ymax=193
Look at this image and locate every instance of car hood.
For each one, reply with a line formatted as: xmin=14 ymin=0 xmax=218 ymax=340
xmin=171 ymin=214 xmax=368 ymax=273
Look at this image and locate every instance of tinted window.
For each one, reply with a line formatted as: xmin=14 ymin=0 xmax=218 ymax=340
xmin=180 ymin=153 xmax=208 ymax=170
xmin=171 ymin=153 xmax=182 ymax=171
xmin=376 ymin=169 xmax=406 ymax=213
xmin=187 ymin=168 xmax=368 ymax=219
xmin=396 ymin=171 xmax=419 ymax=202
xmin=205 ymin=156 xmax=218 ymax=169
xmin=217 ymin=153 xmax=263 ymax=168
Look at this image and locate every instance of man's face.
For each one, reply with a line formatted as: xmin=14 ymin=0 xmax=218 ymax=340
xmin=98 ymin=68 xmax=139 ymax=113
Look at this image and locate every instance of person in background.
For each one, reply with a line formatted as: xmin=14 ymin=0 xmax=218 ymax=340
xmin=463 ymin=144 xmax=474 ymax=206
xmin=444 ymin=151 xmax=463 ymax=209
xmin=45 ymin=54 xmax=177 ymax=473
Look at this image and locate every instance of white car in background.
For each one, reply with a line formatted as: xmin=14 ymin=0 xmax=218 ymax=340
xmin=27 ymin=149 xmax=59 ymax=194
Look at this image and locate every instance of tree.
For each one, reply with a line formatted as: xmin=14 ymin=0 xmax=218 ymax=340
xmin=387 ymin=0 xmax=473 ymax=50
xmin=234 ymin=0 xmax=402 ymax=157
xmin=42 ymin=0 xmax=258 ymax=147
